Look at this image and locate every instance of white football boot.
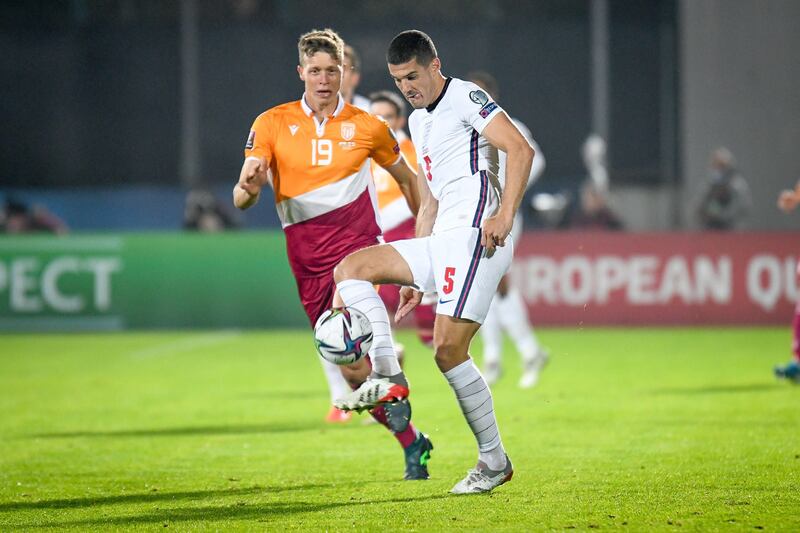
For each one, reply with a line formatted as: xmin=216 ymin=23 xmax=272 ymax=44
xmin=450 ymin=456 xmax=514 ymax=494
xmin=334 ymin=377 xmax=409 ymax=412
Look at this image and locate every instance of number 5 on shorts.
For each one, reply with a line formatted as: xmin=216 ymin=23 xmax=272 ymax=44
xmin=443 ymin=267 xmax=456 ymax=295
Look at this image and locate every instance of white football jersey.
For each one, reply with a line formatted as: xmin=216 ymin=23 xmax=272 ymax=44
xmin=408 ymin=77 xmax=504 ymax=233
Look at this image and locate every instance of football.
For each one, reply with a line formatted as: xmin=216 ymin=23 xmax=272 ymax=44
xmin=313 ymin=307 xmax=373 ymax=365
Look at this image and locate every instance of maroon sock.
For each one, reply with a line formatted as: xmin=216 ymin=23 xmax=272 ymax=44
xmin=352 ymin=356 xmax=418 ymax=448
xmin=370 ymin=405 xmax=418 ymax=448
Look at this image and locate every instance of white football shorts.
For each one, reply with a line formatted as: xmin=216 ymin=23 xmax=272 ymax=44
xmin=389 ymin=226 xmax=513 ymax=323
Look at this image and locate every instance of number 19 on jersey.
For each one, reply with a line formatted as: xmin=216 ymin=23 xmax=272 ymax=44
xmin=312 ymin=139 xmax=332 ymax=166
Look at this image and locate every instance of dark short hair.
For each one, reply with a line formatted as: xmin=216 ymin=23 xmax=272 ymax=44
xmin=369 ymin=90 xmax=406 ymax=117
xmin=387 ymin=30 xmax=437 ymax=66
xmin=467 ymin=70 xmax=499 ymax=99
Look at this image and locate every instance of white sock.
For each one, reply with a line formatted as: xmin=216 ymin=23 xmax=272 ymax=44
xmin=497 ymin=289 xmax=540 ymax=364
xmin=480 ymin=296 xmax=503 ymax=367
xmin=443 ymin=358 xmax=506 ymax=470
xmin=336 ymin=279 xmax=401 ymax=377
xmin=319 ymin=357 xmax=350 ymax=403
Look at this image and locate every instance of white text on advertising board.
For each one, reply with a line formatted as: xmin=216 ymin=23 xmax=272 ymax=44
xmin=514 ymin=254 xmax=798 ymax=311
xmin=0 ymin=256 xmax=122 ymax=313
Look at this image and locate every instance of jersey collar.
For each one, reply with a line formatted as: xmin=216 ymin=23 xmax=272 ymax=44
xmin=301 ymin=93 xmax=345 ymax=118
xmin=425 ymin=77 xmax=452 ymax=113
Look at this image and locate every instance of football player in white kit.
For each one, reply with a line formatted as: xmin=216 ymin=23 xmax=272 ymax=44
xmin=468 ymin=71 xmax=550 ymax=389
xmin=332 ymin=30 xmax=535 ymax=494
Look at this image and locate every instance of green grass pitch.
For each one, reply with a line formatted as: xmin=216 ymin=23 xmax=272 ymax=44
xmin=1 ymin=328 xmax=798 ymax=531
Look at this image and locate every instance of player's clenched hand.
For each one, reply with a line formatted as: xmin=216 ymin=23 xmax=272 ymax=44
xmin=234 ymin=158 xmax=267 ymax=209
xmin=395 ymin=287 xmax=423 ymax=323
xmin=481 ymin=213 xmax=513 ymax=257
xmin=238 ymin=158 xmax=267 ymax=196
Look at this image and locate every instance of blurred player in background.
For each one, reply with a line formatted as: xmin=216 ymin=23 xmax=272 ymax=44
xmin=370 ymin=90 xmax=436 ymax=349
xmin=467 ymin=71 xmax=549 ymax=389
xmin=234 ymin=28 xmax=433 ymax=480
xmin=334 ymin=30 xmax=535 ymax=493
xmin=342 ymin=44 xmax=370 ymax=111
xmin=774 ymin=180 xmax=800 ymax=383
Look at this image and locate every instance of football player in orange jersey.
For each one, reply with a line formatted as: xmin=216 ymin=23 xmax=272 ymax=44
xmin=233 ymin=29 xmax=433 ymax=480
xmin=370 ymin=90 xmax=436 ymax=348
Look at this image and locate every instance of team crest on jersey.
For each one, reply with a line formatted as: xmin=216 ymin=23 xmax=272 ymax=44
xmin=245 ymin=130 xmax=255 ymax=149
xmin=341 ymin=122 xmax=356 ymax=141
xmin=469 ymin=90 xmax=489 ymax=106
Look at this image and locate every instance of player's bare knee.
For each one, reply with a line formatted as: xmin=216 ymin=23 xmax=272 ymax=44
xmin=332 ymin=262 xmax=347 ymax=283
xmin=333 ymin=255 xmax=362 ymax=283
xmin=335 ymin=252 xmax=381 ymax=283
xmin=433 ymin=339 xmax=467 ymax=372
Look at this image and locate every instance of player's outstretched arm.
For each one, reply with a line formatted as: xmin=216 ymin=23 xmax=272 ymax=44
xmin=481 ymin=112 xmax=534 ymax=253
xmin=385 ymin=155 xmax=421 ymax=216
xmin=233 ymin=157 xmax=267 ymax=210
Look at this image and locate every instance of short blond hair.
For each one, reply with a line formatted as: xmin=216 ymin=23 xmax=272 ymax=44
xmin=298 ymin=28 xmax=344 ymax=66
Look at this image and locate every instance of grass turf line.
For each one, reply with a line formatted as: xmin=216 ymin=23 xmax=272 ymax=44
xmin=0 ymin=328 xmax=798 ymax=530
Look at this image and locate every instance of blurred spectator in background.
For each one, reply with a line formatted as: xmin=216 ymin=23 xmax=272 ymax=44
xmin=582 ymin=133 xmax=609 ymax=194
xmin=183 ymin=189 xmax=239 ymax=232
xmin=561 ymin=180 xmax=624 ymax=230
xmin=341 ymin=44 xmax=370 ymax=111
xmin=774 ymin=179 xmax=800 ymax=384
xmin=697 ymin=147 xmax=751 ymax=230
xmin=541 ymin=133 xmax=622 ymax=231
xmin=0 ymin=197 xmax=67 ymax=234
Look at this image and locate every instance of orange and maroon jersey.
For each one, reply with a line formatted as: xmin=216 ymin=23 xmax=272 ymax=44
xmin=245 ymin=95 xmax=401 ymax=277
xmin=371 ymin=132 xmax=417 ymax=232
